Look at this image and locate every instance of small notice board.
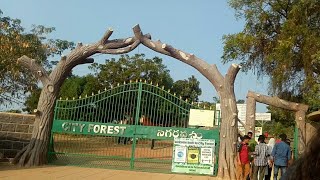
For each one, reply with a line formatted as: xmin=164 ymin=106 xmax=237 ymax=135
xmin=188 ymin=109 xmax=215 ymax=127
xmin=171 ymin=138 xmax=215 ymax=175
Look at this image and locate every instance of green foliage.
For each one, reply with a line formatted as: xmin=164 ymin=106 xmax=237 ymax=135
xmin=263 ymin=121 xmax=294 ymax=141
xmin=0 ymin=10 xmax=74 ymax=105
xmin=212 ymin=97 xmax=220 ymax=103
xmin=267 ymin=105 xmax=296 ymax=127
xmin=223 ymin=0 xmax=320 ymax=109
xmin=236 ymin=99 xmax=245 ymax=103
xmin=261 ymin=105 xmax=295 ymax=141
xmin=23 ymin=87 xmax=41 ymax=113
xmin=90 ymin=54 xmax=174 ymax=89
xmin=172 ymin=75 xmax=202 ymax=102
xmin=58 ymin=75 xmax=101 ymax=99
xmin=5 ymin=109 xmax=22 ymax=113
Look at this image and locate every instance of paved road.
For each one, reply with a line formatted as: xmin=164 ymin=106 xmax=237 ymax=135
xmin=0 ymin=164 xmax=218 ymax=180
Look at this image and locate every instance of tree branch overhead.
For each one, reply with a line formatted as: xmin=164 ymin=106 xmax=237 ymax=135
xmin=132 ymin=24 xmax=226 ymax=89
xmin=17 ymin=56 xmax=51 ymax=85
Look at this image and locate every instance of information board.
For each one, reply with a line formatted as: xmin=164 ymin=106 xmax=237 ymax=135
xmin=171 ymin=138 xmax=215 ymax=175
xmin=188 ymin=109 xmax=215 ymax=127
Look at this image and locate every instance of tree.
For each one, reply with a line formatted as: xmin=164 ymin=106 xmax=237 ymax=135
xmin=266 ymin=105 xmax=295 ymax=127
xmin=263 ymin=121 xmax=294 ymax=141
xmin=223 ymin=0 xmax=320 ymax=109
xmin=0 ymin=10 xmax=74 ymax=106
xmin=133 ymin=25 xmax=241 ymax=179
xmin=23 ymin=87 xmax=41 ymax=113
xmin=236 ymin=99 xmax=245 ymax=104
xmin=172 ymin=75 xmax=202 ymax=102
xmin=90 ymin=53 xmax=174 ymax=89
xmin=212 ymin=96 xmax=220 ymax=103
xmin=13 ymin=26 xmax=144 ymax=166
xmin=23 ymin=74 xmax=101 ymax=113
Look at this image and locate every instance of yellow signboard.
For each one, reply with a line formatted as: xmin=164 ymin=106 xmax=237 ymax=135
xmin=187 ymin=147 xmax=200 ymax=164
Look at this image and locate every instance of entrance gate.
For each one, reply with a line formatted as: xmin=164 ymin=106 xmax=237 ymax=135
xmin=48 ymin=82 xmax=220 ymax=175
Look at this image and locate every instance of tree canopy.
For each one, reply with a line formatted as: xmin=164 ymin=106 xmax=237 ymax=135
xmin=172 ymin=75 xmax=202 ymax=102
xmin=0 ymin=10 xmax=74 ymax=106
xmin=223 ymin=0 xmax=320 ymax=111
xmin=89 ymin=54 xmax=174 ymax=89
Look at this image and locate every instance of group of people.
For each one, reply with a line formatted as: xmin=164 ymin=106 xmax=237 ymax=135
xmin=237 ymin=131 xmax=291 ymax=180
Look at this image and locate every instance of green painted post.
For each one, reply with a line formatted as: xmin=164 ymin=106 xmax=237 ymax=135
xmin=294 ymin=125 xmax=299 ymax=160
xmin=214 ymin=109 xmax=221 ymax=176
xmin=130 ymin=82 xmax=142 ymax=169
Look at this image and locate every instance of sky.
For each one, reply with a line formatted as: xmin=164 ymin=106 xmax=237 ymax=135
xmin=1 ymin=0 xmax=268 ymax=112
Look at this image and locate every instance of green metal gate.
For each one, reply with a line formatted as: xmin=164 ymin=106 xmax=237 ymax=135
xmin=48 ymin=81 xmax=220 ymax=175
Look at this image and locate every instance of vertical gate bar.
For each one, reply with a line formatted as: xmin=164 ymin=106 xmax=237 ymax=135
xmin=110 ymin=87 xmax=116 ymax=124
xmin=73 ymin=99 xmax=77 ymax=121
xmin=91 ymin=94 xmax=97 ymax=122
xmin=106 ymin=89 xmax=112 ymax=123
xmin=95 ymin=93 xmax=100 ymax=123
xmin=83 ymin=95 xmax=88 ymax=122
xmin=103 ymin=90 xmax=107 ymax=123
xmin=148 ymin=84 xmax=155 ymax=152
xmin=144 ymin=83 xmax=147 ymax=123
xmin=131 ymin=82 xmax=142 ymax=169
xmin=101 ymin=90 xmax=106 ymax=124
xmin=70 ymin=99 xmax=74 ymax=121
xmin=78 ymin=97 xmax=83 ymax=122
xmin=119 ymin=84 xmax=126 ymax=162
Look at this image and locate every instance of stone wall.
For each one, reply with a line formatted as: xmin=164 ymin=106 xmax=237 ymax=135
xmin=0 ymin=112 xmax=35 ymax=159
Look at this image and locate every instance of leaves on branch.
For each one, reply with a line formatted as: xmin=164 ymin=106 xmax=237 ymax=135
xmin=0 ymin=10 xmax=74 ymax=106
xmin=224 ymin=0 xmax=320 ymax=110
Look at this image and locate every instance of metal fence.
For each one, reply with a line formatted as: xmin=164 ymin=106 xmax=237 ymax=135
xmin=48 ymin=81 xmax=220 ymax=175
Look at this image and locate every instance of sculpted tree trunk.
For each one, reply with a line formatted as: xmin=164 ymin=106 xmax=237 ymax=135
xmin=133 ymin=25 xmax=240 ymax=179
xmin=246 ymin=91 xmax=309 ymax=154
xmin=13 ymin=28 xmax=144 ymax=166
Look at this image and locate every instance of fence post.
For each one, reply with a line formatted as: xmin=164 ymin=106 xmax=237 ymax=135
xmin=294 ymin=125 xmax=299 ymax=160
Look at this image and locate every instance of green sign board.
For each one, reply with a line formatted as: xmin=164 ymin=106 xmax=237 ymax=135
xmin=171 ymin=138 xmax=215 ymax=175
xmin=52 ymin=120 xmax=219 ymax=140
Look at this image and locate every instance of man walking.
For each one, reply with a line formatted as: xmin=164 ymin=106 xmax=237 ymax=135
xmin=252 ymin=135 xmax=269 ymax=180
xmin=271 ymin=134 xmax=291 ymax=180
xmin=237 ymin=135 xmax=251 ymax=180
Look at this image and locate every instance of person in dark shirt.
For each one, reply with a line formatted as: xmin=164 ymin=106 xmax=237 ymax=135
xmin=271 ymin=134 xmax=291 ymax=180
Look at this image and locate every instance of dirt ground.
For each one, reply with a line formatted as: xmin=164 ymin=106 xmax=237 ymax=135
xmin=53 ymin=134 xmax=173 ymax=159
xmin=0 ymin=162 xmax=218 ymax=180
xmin=51 ymin=134 xmax=174 ymax=171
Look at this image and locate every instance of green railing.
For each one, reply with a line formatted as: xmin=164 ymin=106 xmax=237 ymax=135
xmin=49 ymin=82 xmax=220 ymax=176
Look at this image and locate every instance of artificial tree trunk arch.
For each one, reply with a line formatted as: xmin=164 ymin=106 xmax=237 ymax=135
xmin=15 ymin=24 xmax=241 ymax=179
xmin=13 ymin=28 xmax=147 ymax=167
xmin=132 ymin=24 xmax=240 ymax=179
xmin=245 ymin=91 xmax=309 ymax=155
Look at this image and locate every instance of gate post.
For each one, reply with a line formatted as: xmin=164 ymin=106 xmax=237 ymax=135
xmin=130 ymin=82 xmax=143 ymax=169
